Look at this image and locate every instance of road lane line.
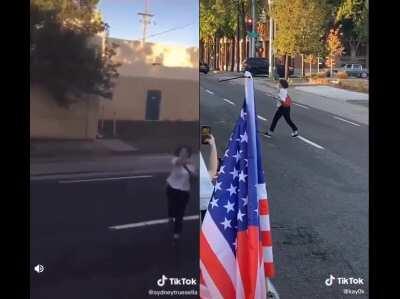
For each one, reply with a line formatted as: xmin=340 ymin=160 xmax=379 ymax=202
xmin=205 ymin=89 xmax=214 ymax=95
xmin=223 ymin=98 xmax=236 ymax=105
xmin=333 ymin=116 xmax=361 ymax=127
xmin=267 ymin=278 xmax=280 ymax=299
xmin=59 ymin=175 xmax=153 ymax=184
xmin=257 ymin=115 xmax=267 ymax=121
xmin=297 ymin=136 xmax=325 ymax=150
xmin=292 ymin=103 xmax=310 ymax=109
xmin=109 ymin=215 xmax=200 ymax=230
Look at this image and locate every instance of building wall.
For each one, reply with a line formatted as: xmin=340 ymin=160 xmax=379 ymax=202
xmin=30 ymin=85 xmax=99 ymax=140
xmin=101 ymin=38 xmax=199 ymax=122
xmin=100 ymin=76 xmax=198 ymax=121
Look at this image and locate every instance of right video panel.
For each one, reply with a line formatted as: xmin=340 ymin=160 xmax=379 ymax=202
xmin=199 ymin=0 xmax=369 ymax=298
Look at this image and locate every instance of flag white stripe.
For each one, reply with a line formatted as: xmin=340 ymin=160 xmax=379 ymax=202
xmin=263 ymin=247 xmax=274 ymax=263
xmin=260 ymin=215 xmax=271 ymax=231
xmin=200 ymin=260 xmax=224 ymax=299
xmin=256 ymin=183 xmax=268 ymax=199
xmin=255 ymin=263 xmax=267 ymax=298
xmin=200 ymin=284 xmax=212 ymax=299
xmin=202 ymin=213 xmax=237 ymax=287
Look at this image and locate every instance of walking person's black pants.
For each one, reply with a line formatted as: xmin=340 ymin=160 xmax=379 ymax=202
xmin=166 ymin=184 xmax=189 ymax=234
xmin=269 ymin=106 xmax=298 ymax=132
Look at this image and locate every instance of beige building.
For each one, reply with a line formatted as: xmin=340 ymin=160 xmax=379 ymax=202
xmin=30 ymin=37 xmax=199 ymax=140
xmin=100 ymin=38 xmax=199 ymax=123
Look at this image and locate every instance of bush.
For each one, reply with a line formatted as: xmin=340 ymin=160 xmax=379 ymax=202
xmin=336 ymin=71 xmax=349 ymax=79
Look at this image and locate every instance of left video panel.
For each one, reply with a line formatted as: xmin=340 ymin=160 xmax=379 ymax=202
xmin=30 ymin=0 xmax=200 ymax=298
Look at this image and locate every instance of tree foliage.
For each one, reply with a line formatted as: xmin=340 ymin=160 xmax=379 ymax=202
xmin=270 ymin=0 xmax=329 ymax=58
xmin=325 ymin=27 xmax=345 ymax=73
xmin=335 ymin=0 xmax=368 ymax=56
xmin=30 ymin=0 xmax=120 ymax=106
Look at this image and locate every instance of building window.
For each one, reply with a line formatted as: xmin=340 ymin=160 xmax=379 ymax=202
xmin=145 ymin=90 xmax=161 ymax=120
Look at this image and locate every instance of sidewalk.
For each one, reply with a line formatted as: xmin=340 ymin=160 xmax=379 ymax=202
xmin=30 ymin=139 xmax=138 ymax=161
xmin=30 ymin=154 xmax=173 ymax=181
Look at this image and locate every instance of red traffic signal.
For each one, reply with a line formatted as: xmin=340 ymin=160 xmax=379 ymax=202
xmin=246 ymin=18 xmax=253 ymax=32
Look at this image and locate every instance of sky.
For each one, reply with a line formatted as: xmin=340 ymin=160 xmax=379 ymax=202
xmin=98 ymin=0 xmax=199 ymax=47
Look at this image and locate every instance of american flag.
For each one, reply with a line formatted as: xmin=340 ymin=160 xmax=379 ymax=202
xmin=200 ymin=73 xmax=275 ymax=299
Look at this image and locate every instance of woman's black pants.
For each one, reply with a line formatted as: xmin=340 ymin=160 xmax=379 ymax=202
xmin=269 ymin=106 xmax=298 ymax=132
xmin=166 ymin=185 xmax=189 ymax=234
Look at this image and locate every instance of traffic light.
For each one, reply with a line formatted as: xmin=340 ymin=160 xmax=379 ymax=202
xmin=246 ymin=18 xmax=253 ymax=33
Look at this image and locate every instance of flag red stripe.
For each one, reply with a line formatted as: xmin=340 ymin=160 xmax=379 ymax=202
xmin=237 ymin=227 xmax=260 ymax=299
xmin=200 ymin=232 xmax=236 ymax=298
xmin=261 ymin=231 xmax=272 ymax=247
xmin=264 ymin=262 xmax=275 ymax=278
xmin=259 ymin=199 xmax=269 ymax=215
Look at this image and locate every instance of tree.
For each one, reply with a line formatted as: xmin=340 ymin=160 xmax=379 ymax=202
xmin=335 ymin=0 xmax=368 ymax=60
xmin=30 ymin=0 xmax=120 ymax=107
xmin=325 ymin=27 xmax=345 ymax=76
xmin=270 ymin=0 xmax=329 ymax=79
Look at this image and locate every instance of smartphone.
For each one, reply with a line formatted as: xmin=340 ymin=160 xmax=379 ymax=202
xmin=201 ymin=126 xmax=211 ymax=145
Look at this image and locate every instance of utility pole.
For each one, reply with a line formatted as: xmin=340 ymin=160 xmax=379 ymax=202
xmin=268 ymin=0 xmax=274 ymax=78
xmin=138 ymin=0 xmax=154 ymax=44
xmin=250 ymin=0 xmax=256 ymax=57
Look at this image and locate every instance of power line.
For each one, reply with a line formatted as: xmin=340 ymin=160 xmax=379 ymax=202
xmin=147 ymin=23 xmax=194 ymax=38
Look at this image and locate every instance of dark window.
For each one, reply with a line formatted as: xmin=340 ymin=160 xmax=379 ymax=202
xmin=145 ymin=90 xmax=161 ymax=120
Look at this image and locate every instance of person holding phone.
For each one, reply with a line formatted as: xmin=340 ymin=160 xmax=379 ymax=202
xmin=200 ymin=132 xmax=219 ymax=222
xmin=166 ymin=145 xmax=195 ymax=240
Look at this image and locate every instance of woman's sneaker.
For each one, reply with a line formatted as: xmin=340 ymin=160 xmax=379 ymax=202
xmin=291 ymin=131 xmax=299 ymax=137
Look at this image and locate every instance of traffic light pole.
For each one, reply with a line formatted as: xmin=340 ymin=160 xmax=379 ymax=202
xmin=251 ymin=0 xmax=256 ymax=58
xmin=268 ymin=0 xmax=274 ymax=78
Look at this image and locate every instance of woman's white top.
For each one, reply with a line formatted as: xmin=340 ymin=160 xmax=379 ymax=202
xmin=166 ymin=157 xmax=195 ymax=192
xmin=200 ymin=153 xmax=214 ymax=211
xmin=276 ymin=88 xmax=288 ymax=107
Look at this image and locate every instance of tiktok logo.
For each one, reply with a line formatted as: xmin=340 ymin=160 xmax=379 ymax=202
xmin=325 ymin=275 xmax=336 ymax=286
xmin=157 ymin=275 xmax=168 ymax=287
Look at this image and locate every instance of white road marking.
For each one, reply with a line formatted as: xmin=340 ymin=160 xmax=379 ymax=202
xmin=257 ymin=115 xmax=268 ymax=121
xmin=297 ymin=136 xmax=325 ymax=149
xmin=59 ymin=175 xmax=153 ymax=184
xmin=223 ymin=98 xmax=236 ymax=105
xmin=267 ymin=278 xmax=280 ymax=299
xmin=292 ymin=103 xmax=310 ymax=109
xmin=205 ymin=89 xmax=214 ymax=95
xmin=333 ymin=116 xmax=361 ymax=127
xmin=109 ymin=215 xmax=200 ymax=230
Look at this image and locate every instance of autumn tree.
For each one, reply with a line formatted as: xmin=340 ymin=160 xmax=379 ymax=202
xmin=325 ymin=27 xmax=345 ymax=76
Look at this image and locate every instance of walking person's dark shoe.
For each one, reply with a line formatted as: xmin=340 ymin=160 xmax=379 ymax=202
xmin=263 ymin=131 xmax=272 ymax=138
xmin=291 ymin=130 xmax=299 ymax=137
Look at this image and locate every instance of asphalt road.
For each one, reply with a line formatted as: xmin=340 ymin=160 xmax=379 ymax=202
xmin=30 ymin=174 xmax=200 ymax=299
xmin=200 ymin=73 xmax=368 ymax=298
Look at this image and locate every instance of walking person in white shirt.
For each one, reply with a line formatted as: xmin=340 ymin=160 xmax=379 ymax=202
xmin=200 ymin=134 xmax=218 ymax=222
xmin=264 ymin=79 xmax=299 ymax=138
xmin=166 ymin=145 xmax=195 ymax=240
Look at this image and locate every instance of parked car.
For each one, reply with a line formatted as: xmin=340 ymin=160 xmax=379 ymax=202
xmin=200 ymin=62 xmax=209 ymax=74
xmin=343 ymin=64 xmax=368 ymax=78
xmin=242 ymin=57 xmax=294 ymax=78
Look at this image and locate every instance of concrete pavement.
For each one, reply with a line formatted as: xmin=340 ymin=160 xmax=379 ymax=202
xmin=31 ymin=173 xmax=200 ymax=299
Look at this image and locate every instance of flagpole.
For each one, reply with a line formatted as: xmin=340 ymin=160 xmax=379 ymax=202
xmin=244 ymin=71 xmax=268 ymax=298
